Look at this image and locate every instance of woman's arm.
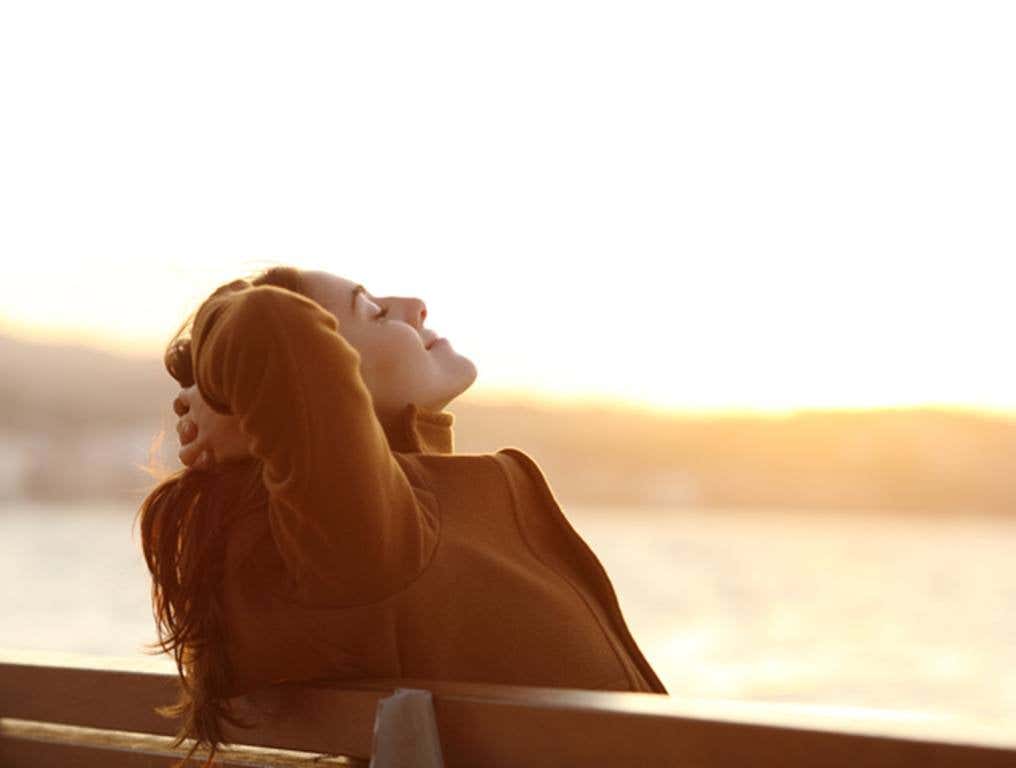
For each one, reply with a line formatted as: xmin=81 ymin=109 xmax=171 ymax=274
xmin=191 ymin=284 xmax=438 ymax=606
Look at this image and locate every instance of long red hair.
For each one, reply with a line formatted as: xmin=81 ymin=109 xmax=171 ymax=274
xmin=135 ymin=265 xmax=307 ymax=766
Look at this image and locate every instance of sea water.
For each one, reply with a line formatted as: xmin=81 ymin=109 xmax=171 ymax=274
xmin=1 ymin=501 xmax=1012 ymax=728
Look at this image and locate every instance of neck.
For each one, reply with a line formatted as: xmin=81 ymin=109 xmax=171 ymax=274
xmin=376 ymin=401 xmax=456 ymax=455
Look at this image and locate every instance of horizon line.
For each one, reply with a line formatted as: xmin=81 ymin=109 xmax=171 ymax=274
xmin=5 ymin=326 xmax=1016 ymax=421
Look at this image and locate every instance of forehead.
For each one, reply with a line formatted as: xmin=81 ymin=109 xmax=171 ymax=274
xmin=303 ymin=271 xmax=358 ymax=301
xmin=304 ymin=270 xmax=356 ymax=294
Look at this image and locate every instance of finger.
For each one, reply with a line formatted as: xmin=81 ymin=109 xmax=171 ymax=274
xmin=176 ymin=418 xmax=197 ymax=445
xmin=179 ymin=443 xmax=203 ymax=467
xmin=196 ymin=449 xmax=215 ymax=469
xmin=173 ymin=393 xmax=190 ymax=416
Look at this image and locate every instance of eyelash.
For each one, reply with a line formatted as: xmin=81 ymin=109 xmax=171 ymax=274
xmin=374 ymin=306 xmax=389 ymax=321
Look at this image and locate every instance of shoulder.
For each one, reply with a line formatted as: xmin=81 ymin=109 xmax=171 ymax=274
xmin=491 ymin=446 xmax=540 ymax=472
xmin=393 ymin=447 xmax=555 ymax=501
xmin=490 ymin=447 xmax=556 ymax=500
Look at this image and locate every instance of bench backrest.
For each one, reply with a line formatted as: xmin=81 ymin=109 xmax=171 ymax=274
xmin=2 ymin=652 xmax=1015 ymax=767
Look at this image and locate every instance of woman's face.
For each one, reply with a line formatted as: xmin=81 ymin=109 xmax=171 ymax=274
xmin=300 ymin=270 xmax=477 ymax=421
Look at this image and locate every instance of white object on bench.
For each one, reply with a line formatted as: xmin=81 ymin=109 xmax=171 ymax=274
xmin=369 ymin=688 xmax=445 ymax=768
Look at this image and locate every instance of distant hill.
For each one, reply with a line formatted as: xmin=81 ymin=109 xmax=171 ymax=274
xmin=0 ymin=334 xmax=175 ymax=430
xmin=3 ymin=333 xmax=1015 ymax=514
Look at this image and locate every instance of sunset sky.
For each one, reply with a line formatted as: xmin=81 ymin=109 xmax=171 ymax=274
xmin=2 ymin=2 xmax=1014 ymax=414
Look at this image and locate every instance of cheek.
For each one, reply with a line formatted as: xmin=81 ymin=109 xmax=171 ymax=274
xmin=371 ymin=332 xmax=428 ymax=380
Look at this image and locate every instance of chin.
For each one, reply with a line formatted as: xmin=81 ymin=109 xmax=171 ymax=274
xmin=460 ymin=358 xmax=478 ymax=389
xmin=444 ymin=363 xmax=478 ymax=405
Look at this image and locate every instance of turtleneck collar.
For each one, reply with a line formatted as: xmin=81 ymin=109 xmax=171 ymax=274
xmin=381 ymin=402 xmax=455 ymax=455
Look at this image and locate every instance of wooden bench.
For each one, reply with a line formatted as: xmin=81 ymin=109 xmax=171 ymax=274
xmin=2 ymin=651 xmax=1015 ymax=767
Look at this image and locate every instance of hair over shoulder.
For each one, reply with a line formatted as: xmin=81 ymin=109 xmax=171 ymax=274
xmin=135 ymin=264 xmax=308 ymax=767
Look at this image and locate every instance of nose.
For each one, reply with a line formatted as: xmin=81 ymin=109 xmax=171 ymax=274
xmin=406 ymin=297 xmax=427 ymax=328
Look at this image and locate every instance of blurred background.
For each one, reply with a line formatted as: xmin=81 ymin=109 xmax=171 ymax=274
xmin=1 ymin=0 xmax=1013 ymax=730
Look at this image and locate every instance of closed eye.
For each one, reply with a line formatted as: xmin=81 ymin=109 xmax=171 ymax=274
xmin=354 ymin=285 xmax=389 ymax=321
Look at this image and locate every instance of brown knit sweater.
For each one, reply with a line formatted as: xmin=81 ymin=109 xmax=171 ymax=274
xmin=192 ymin=284 xmax=667 ymax=697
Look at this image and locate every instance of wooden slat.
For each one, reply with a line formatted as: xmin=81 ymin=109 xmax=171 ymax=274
xmin=226 ymin=679 xmax=1016 ymax=768
xmin=0 ymin=660 xmax=383 ymax=759
xmin=0 ymin=661 xmax=186 ymax=736
xmin=0 ymin=718 xmax=367 ymax=767
xmin=434 ymin=700 xmax=1015 ymax=768
xmin=3 ymin=654 xmax=1016 ymax=768
xmin=0 ymin=738 xmax=177 ymax=768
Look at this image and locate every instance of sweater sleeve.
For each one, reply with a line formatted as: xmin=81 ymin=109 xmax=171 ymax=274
xmin=191 ymin=284 xmax=438 ymax=606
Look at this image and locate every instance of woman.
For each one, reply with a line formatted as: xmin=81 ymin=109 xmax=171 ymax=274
xmin=138 ymin=265 xmax=666 ymax=765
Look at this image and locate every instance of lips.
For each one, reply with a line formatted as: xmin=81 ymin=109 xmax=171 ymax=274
xmin=426 ymin=336 xmax=444 ymax=350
